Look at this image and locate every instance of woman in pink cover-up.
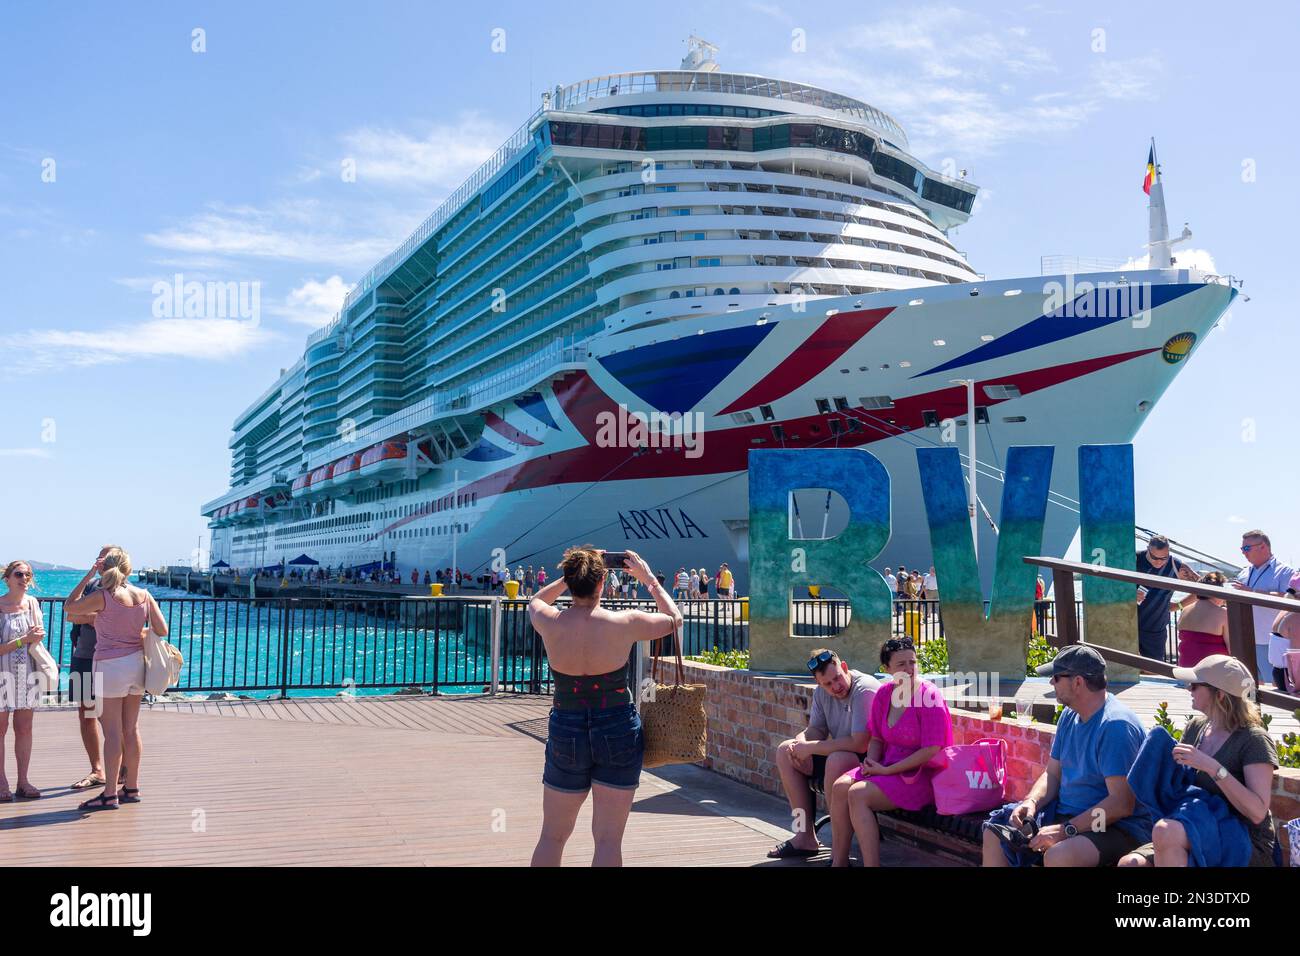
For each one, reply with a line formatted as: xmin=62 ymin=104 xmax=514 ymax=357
xmin=832 ymin=637 xmax=953 ymax=866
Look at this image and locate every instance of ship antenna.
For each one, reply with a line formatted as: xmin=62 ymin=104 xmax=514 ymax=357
xmin=1146 ymin=138 xmax=1193 ymax=268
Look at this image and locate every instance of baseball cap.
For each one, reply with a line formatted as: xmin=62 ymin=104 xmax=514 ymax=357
xmin=1171 ymin=654 xmax=1256 ymax=698
xmin=1035 ymin=644 xmax=1107 ymax=679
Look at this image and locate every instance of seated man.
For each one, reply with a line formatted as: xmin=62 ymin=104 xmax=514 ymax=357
xmin=983 ymin=645 xmax=1152 ymax=867
xmin=768 ymin=648 xmax=878 ymax=860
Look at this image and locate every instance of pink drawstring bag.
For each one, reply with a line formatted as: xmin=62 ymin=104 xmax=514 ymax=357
xmin=932 ymin=737 xmax=1007 ymax=815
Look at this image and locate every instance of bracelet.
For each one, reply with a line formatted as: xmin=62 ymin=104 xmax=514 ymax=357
xmin=13 ymin=637 xmax=22 ymax=650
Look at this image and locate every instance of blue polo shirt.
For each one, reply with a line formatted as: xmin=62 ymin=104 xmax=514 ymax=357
xmin=1237 ymin=556 xmax=1296 ymax=645
xmin=1050 ymin=694 xmax=1153 ymax=842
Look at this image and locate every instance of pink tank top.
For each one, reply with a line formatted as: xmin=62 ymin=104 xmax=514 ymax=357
xmin=94 ymin=587 xmax=150 ymax=661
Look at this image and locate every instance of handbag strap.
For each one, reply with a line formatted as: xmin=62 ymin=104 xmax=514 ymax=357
xmin=649 ymin=623 xmax=685 ymax=687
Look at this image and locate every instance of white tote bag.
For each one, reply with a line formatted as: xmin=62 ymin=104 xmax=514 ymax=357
xmin=143 ymin=627 xmax=183 ymax=695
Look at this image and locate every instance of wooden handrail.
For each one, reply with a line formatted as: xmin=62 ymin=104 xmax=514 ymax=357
xmin=1025 ymin=555 xmax=1300 ymax=712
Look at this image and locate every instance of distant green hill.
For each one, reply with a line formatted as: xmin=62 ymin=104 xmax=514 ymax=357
xmin=27 ymin=561 xmax=79 ymax=572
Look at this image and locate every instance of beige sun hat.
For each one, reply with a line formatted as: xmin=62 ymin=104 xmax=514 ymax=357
xmin=1171 ymin=654 xmax=1256 ymax=698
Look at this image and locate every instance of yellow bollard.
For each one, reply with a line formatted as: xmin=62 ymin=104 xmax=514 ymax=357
xmin=504 ymin=579 xmax=520 ymax=600
xmin=430 ymin=583 xmax=444 ymax=597
xmin=739 ymin=597 xmax=749 ymax=621
xmin=904 ymin=607 xmax=921 ymax=640
xmin=807 ymin=585 xmax=821 ymax=599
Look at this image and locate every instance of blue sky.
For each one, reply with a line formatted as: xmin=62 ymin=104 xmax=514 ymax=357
xmin=1 ymin=1 xmax=1296 ymax=570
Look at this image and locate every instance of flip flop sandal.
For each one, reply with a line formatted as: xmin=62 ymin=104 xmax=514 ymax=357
xmin=766 ymin=838 xmax=822 ymax=859
xmin=71 ymin=774 xmax=107 ymax=790
xmin=14 ymin=786 xmax=40 ymax=800
xmin=120 ymin=789 xmax=142 ymax=804
xmin=79 ymin=793 xmax=119 ymax=812
xmin=0 ymin=791 xmax=12 ymax=803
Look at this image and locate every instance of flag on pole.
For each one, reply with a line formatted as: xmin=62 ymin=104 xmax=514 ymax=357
xmin=1143 ymin=145 xmax=1156 ymax=195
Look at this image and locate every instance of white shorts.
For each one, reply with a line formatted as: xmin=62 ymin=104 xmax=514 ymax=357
xmin=95 ymin=651 xmax=146 ymax=698
xmin=1268 ymin=633 xmax=1293 ymax=669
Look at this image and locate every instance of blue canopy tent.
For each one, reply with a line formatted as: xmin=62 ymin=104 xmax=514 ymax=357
xmin=287 ymin=554 xmax=319 ymax=566
xmin=211 ymin=560 xmax=230 ymax=569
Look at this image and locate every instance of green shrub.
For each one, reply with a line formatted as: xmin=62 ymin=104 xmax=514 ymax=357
xmin=916 ymin=637 xmax=949 ymax=675
xmin=688 ymin=647 xmax=750 ymax=669
xmin=1153 ymin=700 xmax=1186 ymax=741
xmin=1025 ymin=636 xmax=1056 ymax=677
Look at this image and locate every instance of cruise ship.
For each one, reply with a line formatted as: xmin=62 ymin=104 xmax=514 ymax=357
xmin=201 ymin=39 xmax=1237 ymax=592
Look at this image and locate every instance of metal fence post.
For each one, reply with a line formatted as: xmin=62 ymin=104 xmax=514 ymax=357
xmin=278 ymin=598 xmax=292 ymax=699
xmin=489 ymin=597 xmax=502 ymax=696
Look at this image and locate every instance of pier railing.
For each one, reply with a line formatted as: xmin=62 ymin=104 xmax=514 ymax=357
xmin=32 ymin=588 xmax=1183 ymax=700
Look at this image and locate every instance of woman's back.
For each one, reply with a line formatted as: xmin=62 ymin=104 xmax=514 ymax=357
xmin=95 ymin=584 xmax=150 ymax=660
xmin=1179 ymin=599 xmax=1226 ymax=635
xmin=535 ymin=605 xmax=644 ymax=676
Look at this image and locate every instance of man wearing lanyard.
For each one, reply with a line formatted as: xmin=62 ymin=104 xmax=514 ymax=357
xmin=1231 ymin=529 xmax=1296 ymax=686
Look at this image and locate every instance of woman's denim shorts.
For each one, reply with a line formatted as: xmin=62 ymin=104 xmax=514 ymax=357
xmin=543 ymin=703 xmax=644 ymax=793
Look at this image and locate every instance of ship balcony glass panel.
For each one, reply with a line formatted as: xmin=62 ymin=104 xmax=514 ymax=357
xmin=306 ymin=391 xmax=338 ymax=410
xmin=438 ymin=200 xmax=573 ymax=295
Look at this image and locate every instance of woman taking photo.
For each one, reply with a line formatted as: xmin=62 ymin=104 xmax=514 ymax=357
xmin=527 ymin=546 xmax=681 ymax=866
xmin=0 ymin=561 xmax=47 ymax=801
xmin=833 ymin=637 xmax=953 ymax=866
xmin=1175 ymin=571 xmax=1229 ymax=666
xmin=64 ymin=548 xmax=168 ymax=811
xmin=1119 ymin=654 xmax=1279 ymax=867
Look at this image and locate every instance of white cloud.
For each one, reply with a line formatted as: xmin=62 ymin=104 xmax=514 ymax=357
xmin=762 ymin=5 xmax=1163 ymax=158
xmin=11 ymin=317 xmax=270 ymax=374
xmin=0 ymin=448 xmax=52 ymax=458
xmin=338 ymin=113 xmax=507 ymax=189
xmin=144 ymin=200 xmax=400 ymax=267
xmin=273 ymin=275 xmax=354 ymax=328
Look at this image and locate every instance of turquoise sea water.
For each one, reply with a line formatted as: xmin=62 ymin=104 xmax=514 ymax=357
xmin=21 ymin=570 xmax=542 ymax=698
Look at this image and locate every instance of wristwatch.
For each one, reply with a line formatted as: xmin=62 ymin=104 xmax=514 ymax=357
xmin=1063 ymin=822 xmax=1078 ymax=837
xmin=1214 ymin=765 xmax=1229 ymax=782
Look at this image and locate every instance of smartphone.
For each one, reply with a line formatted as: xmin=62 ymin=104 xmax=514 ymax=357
xmin=603 ymin=551 xmax=630 ymax=569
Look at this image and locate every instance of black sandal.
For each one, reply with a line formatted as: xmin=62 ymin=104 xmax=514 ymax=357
xmin=121 ymin=788 xmax=141 ymax=804
xmin=79 ymin=793 xmax=119 ymax=812
xmin=766 ymin=838 xmax=822 ymax=859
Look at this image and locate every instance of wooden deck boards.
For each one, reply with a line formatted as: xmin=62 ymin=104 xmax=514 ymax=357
xmin=0 ymin=695 xmax=792 ymax=867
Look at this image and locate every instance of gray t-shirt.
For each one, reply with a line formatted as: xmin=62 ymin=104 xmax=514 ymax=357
xmin=70 ymin=581 xmax=98 ymax=660
xmin=808 ymin=669 xmax=879 ymax=740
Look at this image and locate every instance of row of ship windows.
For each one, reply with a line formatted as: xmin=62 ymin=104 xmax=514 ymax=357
xmin=601 ymin=160 xmax=937 ymax=227
xmin=630 ymin=231 xmax=969 ymax=272
xmin=594 ymin=104 xmax=786 ymax=118
xmin=547 ymin=121 xmax=975 ymax=214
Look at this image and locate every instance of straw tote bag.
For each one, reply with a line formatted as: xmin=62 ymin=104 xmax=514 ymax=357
xmin=640 ymin=632 xmax=708 ymax=769
xmin=143 ymin=627 xmax=184 ymax=695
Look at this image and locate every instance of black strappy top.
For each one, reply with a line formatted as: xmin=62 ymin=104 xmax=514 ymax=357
xmin=552 ymin=666 xmax=631 ymax=711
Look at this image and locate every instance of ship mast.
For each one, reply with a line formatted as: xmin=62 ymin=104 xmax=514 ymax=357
xmin=1146 ymin=138 xmax=1192 ymax=268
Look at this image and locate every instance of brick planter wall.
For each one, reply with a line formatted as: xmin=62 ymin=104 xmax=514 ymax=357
xmin=681 ymin=660 xmax=1300 ymax=861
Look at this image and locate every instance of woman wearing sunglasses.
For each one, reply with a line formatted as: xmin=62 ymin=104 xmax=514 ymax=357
xmin=1119 ymin=655 xmax=1279 ymax=867
xmin=834 ymin=637 xmax=953 ymax=866
xmin=0 ymin=560 xmax=47 ymax=801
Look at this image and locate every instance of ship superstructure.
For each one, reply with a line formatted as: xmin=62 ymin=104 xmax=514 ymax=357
xmin=202 ymin=41 xmax=1235 ymax=590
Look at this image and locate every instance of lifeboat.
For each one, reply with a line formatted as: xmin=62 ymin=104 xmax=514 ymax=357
xmin=291 ymin=472 xmax=313 ymax=499
xmin=331 ymin=453 xmax=362 ymax=488
xmin=307 ymin=463 xmax=334 ymax=498
xmin=359 ymin=440 xmax=408 ymax=480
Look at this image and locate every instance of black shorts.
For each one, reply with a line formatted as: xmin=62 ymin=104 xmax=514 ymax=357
xmin=69 ymin=656 xmax=97 ymax=707
xmin=809 ymin=752 xmax=867 ymax=793
xmin=987 ymin=802 xmax=1142 ymax=866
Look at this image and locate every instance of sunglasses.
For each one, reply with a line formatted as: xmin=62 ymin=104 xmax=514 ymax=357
xmin=8 ymin=570 xmax=30 ymax=580
xmin=807 ymin=650 xmax=836 ymax=673
xmin=1049 ymin=672 xmax=1079 ymax=684
xmin=1241 ymin=543 xmax=1262 ymax=553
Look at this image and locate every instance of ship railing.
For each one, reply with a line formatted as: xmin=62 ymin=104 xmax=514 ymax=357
xmin=1039 ymin=255 xmax=1130 ymax=275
